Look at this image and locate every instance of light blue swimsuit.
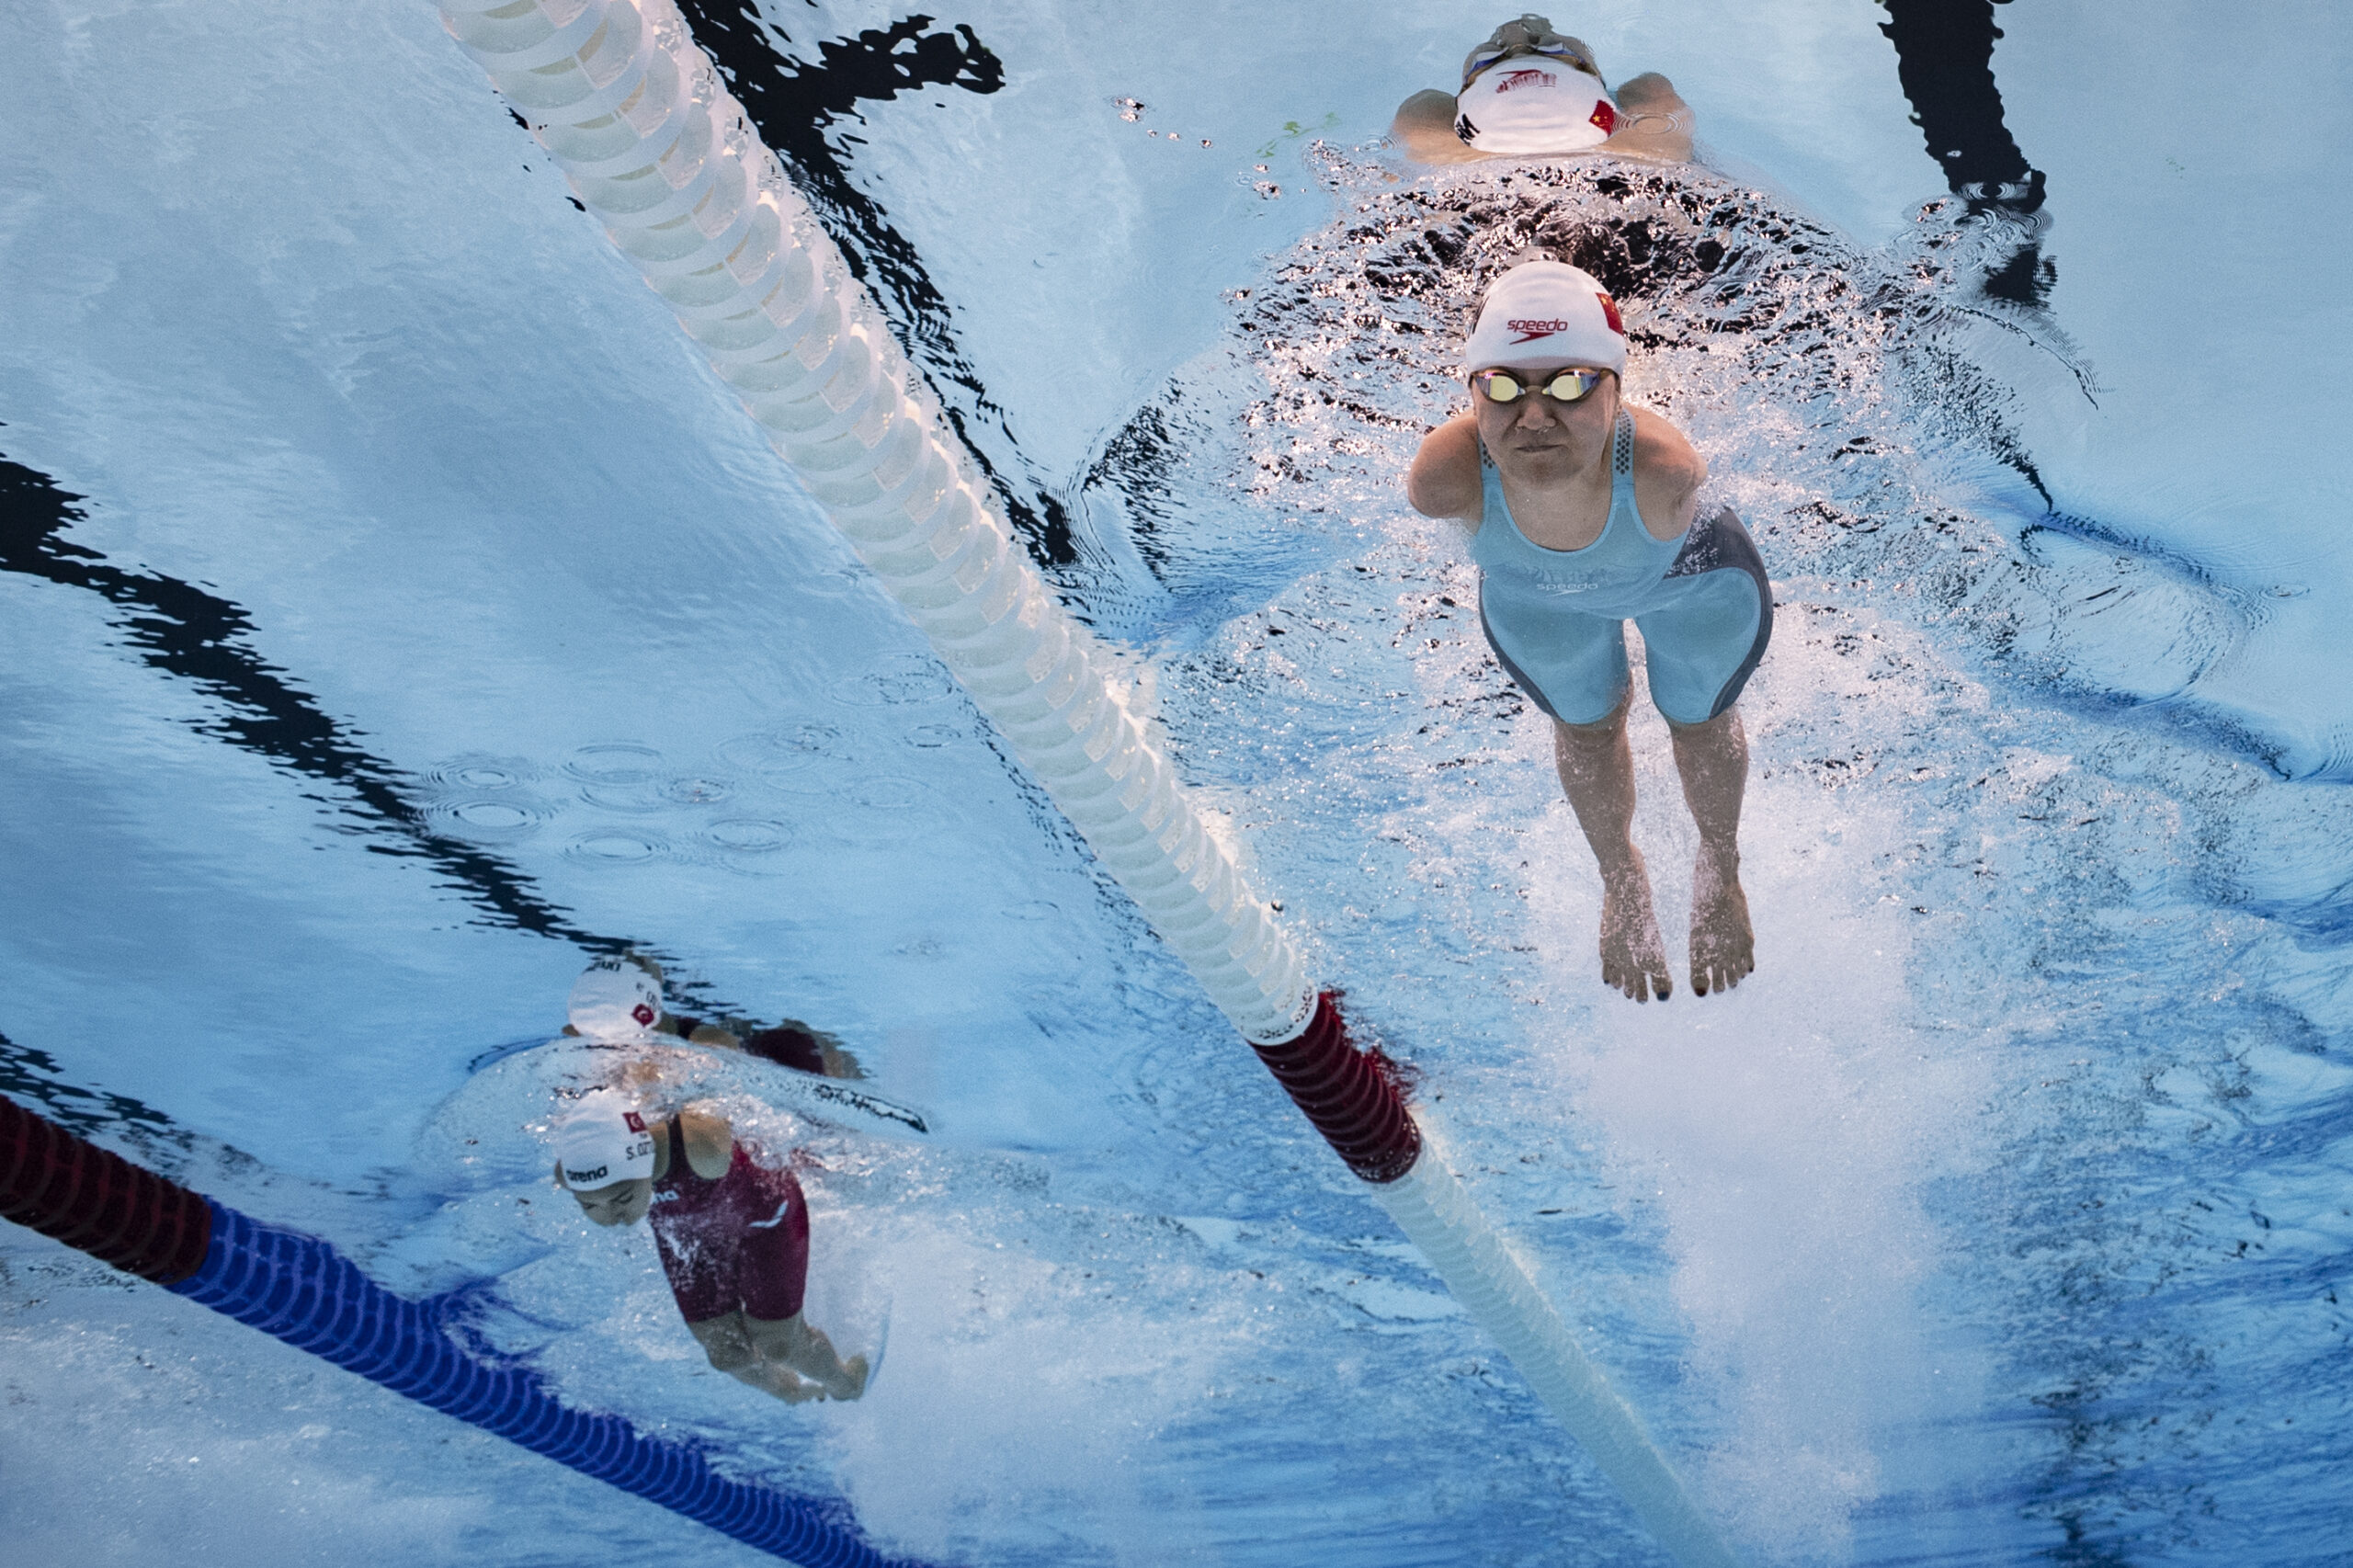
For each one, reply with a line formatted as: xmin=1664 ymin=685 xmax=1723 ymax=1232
xmin=1472 ymin=409 xmax=1773 ymax=726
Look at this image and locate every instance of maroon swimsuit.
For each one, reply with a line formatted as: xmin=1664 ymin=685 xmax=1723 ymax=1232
xmin=647 ymin=1119 xmax=809 ymax=1324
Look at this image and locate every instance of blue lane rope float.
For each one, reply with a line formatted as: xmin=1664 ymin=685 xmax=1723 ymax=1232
xmin=0 ymin=1093 xmax=932 ymax=1568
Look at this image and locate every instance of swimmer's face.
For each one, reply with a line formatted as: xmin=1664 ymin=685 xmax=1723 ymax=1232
xmin=568 ymin=1175 xmax=654 ymax=1227
xmin=1472 ymin=362 xmax=1620 ymax=461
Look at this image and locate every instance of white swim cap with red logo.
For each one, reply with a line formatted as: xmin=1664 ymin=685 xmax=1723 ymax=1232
xmin=1461 ymin=259 xmax=1628 ymax=377
xmin=566 ymin=957 xmax=663 ymax=1042
xmin=1454 ymin=54 xmax=1616 ymax=155
xmin=554 ymin=1091 xmax=657 ymax=1189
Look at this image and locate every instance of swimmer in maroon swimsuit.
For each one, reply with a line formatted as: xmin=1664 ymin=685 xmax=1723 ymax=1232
xmin=557 ymin=1092 xmax=869 ymax=1404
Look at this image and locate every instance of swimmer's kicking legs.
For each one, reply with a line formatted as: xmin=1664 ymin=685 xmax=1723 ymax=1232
xmin=689 ymin=1311 xmax=869 ymax=1404
xmin=1553 ymin=696 xmax=1755 ymax=1001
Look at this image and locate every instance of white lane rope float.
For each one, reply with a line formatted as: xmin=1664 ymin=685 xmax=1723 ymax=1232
xmin=436 ymin=4 xmax=1738 ymax=1563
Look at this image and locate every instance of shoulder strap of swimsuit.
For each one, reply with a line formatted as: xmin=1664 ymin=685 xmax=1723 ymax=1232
xmin=1611 ymin=407 xmax=1635 ymax=482
xmin=1475 ymin=437 xmax=1504 ymax=528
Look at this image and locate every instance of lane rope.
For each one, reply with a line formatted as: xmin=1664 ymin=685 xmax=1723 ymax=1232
xmin=0 ymin=1093 xmax=931 ymax=1568
xmin=430 ymin=3 xmax=1738 ymax=1561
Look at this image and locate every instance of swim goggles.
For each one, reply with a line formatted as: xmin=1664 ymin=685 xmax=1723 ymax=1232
xmin=1462 ymin=36 xmax=1603 ymax=89
xmin=1472 ymin=367 xmax=1610 ymax=404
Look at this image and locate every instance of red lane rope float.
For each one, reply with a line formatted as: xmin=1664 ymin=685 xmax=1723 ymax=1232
xmin=1256 ymin=994 xmax=1420 ymax=1183
xmin=0 ymin=1094 xmax=210 ymax=1282
xmin=0 ymin=1094 xmax=942 ymax=1568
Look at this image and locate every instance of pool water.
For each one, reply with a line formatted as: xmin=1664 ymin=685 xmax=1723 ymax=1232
xmin=3 ymin=3 xmax=2349 ymax=1564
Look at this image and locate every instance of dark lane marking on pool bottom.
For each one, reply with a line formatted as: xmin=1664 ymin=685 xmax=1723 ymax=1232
xmin=0 ymin=454 xmax=615 ymax=948
xmin=670 ymin=4 xmax=1085 ymax=573
xmin=1875 ymin=0 xmax=2054 ymax=305
xmin=0 ymin=453 xmax=748 ymax=1094
xmin=0 ymin=1027 xmax=185 ymax=1141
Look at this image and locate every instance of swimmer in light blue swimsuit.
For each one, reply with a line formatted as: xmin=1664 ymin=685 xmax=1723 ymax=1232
xmin=1409 ymin=256 xmax=1771 ymax=1002
xmin=1473 ymin=410 xmax=1770 ymax=731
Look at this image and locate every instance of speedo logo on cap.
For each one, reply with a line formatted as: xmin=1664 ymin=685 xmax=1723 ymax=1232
xmin=1506 ymin=293 xmax=1625 ymax=346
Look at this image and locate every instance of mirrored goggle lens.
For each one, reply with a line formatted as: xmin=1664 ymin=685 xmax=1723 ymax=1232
xmin=1475 ymin=369 xmax=1606 ymax=403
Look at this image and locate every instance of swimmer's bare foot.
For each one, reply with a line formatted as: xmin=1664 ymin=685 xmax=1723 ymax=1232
xmin=1599 ymin=851 xmax=1673 ymax=1003
xmin=1688 ymin=845 xmax=1754 ymax=996
xmin=747 ymin=1365 xmax=826 ymax=1403
xmin=830 ymin=1354 xmax=870 ymax=1402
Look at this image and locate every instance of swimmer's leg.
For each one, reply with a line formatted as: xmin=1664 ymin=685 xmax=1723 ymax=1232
xmin=1392 ymin=88 xmax=1483 ymax=165
xmin=1643 ymin=508 xmax=1770 ymax=994
xmin=688 ymin=1312 xmax=825 ymax=1403
xmin=1554 ymin=693 xmax=1673 ymax=1003
xmin=1665 ymin=706 xmax=1754 ymax=996
xmin=747 ymin=1312 xmax=868 ymax=1402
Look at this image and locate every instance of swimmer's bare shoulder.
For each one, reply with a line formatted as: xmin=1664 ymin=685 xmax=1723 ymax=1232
xmin=1604 ymin=74 xmax=1695 ymax=165
xmin=1391 ymin=90 xmax=1485 ymax=165
xmin=1627 ymin=405 xmax=1707 ymax=540
xmin=676 ymin=1103 xmax=734 ymax=1178
xmin=1407 ymin=414 xmax=1483 ymax=521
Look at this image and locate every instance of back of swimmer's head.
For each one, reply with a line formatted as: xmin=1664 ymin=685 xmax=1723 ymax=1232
xmin=1462 ymin=254 xmax=1629 ymax=378
xmin=567 ymin=954 xmax=664 ymax=1042
xmin=553 ymin=1089 xmax=658 ymax=1225
xmin=1462 ymin=16 xmax=1601 ymax=87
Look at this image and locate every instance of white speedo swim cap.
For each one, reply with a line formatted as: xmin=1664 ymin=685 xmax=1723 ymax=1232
xmin=554 ymin=1093 xmax=657 ymax=1190
xmin=567 ymin=957 xmax=663 ymax=1042
xmin=1461 ymin=259 xmax=1628 ymax=377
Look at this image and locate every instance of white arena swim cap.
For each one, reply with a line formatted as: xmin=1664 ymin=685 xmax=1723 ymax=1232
xmin=554 ymin=1093 xmax=657 ymax=1190
xmin=567 ymin=957 xmax=663 ymax=1041
xmin=1461 ymin=259 xmax=1628 ymax=377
